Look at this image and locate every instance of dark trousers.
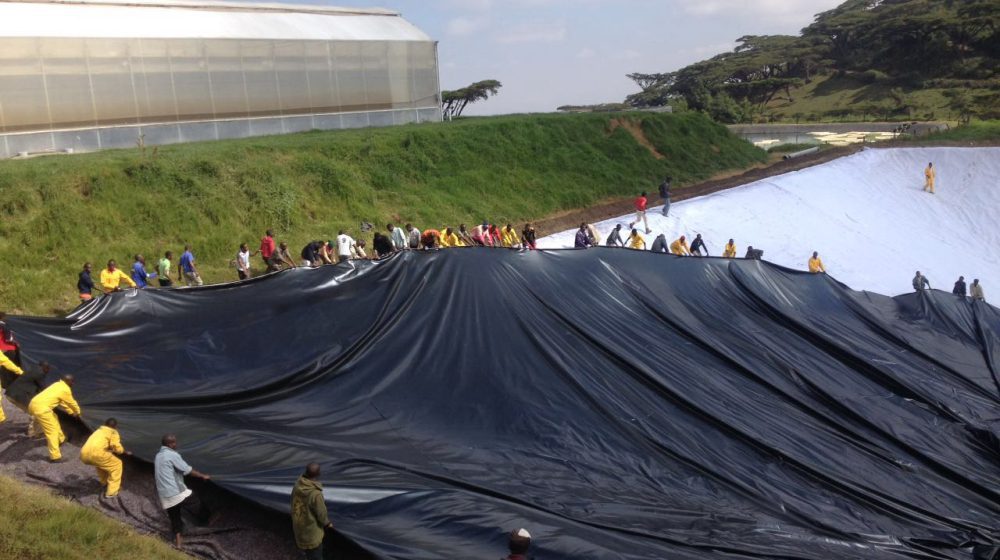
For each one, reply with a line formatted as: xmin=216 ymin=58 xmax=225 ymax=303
xmin=166 ymin=493 xmax=210 ymax=536
xmin=301 ymin=544 xmax=324 ymax=560
xmin=159 ymin=278 xmax=173 ymax=287
xmin=238 ymin=270 xmax=249 ymax=281
xmin=338 ymin=255 xmax=349 ymax=263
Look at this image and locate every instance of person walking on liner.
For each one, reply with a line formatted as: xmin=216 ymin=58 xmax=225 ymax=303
xmin=924 ymin=162 xmax=935 ymax=194
xmin=628 ymin=192 xmax=651 ymax=234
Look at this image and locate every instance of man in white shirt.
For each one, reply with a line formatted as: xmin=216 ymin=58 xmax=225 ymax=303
xmin=236 ymin=243 xmax=251 ymax=280
xmin=336 ymin=230 xmax=355 ymax=263
xmin=388 ymin=223 xmax=407 ymax=252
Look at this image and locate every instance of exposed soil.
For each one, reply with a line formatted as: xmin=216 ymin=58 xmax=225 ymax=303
xmin=608 ymin=118 xmax=665 ymax=159
xmin=534 ymin=144 xmax=862 ymax=237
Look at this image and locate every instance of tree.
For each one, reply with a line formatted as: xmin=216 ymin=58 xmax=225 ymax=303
xmin=441 ymin=80 xmax=502 ymax=119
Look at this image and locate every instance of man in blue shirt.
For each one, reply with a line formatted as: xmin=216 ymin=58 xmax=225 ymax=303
xmin=131 ymin=254 xmax=151 ymax=288
xmin=154 ymin=434 xmax=212 ymax=547
xmin=178 ymin=244 xmax=204 ymax=286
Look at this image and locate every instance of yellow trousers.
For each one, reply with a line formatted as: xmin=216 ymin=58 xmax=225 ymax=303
xmin=0 ymin=394 xmax=6 ymax=423
xmin=30 ymin=409 xmax=65 ymax=460
xmin=924 ymin=179 xmax=935 ymax=193
xmin=81 ymin=450 xmax=123 ymax=497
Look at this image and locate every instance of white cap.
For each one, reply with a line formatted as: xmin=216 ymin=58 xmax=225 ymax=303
xmin=515 ymin=528 xmax=532 ymax=539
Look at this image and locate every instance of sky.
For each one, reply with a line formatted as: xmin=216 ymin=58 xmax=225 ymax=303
xmin=302 ymin=0 xmax=845 ymax=115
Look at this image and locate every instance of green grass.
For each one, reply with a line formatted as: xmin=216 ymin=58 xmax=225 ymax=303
xmin=0 ymin=111 xmax=765 ymax=315
xmin=911 ymin=120 xmax=1000 ymax=142
xmin=0 ymin=476 xmax=188 ymax=560
xmin=761 ymin=74 xmax=992 ymax=123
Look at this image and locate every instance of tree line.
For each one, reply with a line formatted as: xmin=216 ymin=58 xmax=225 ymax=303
xmin=625 ymin=0 xmax=998 ymax=123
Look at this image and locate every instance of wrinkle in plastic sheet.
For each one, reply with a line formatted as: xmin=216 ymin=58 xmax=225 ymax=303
xmin=7 ymin=249 xmax=1000 ymax=560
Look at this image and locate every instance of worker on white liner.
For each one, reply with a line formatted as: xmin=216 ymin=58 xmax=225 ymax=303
xmin=808 ymin=251 xmax=825 ymax=273
xmin=923 ymin=162 xmax=935 ymax=194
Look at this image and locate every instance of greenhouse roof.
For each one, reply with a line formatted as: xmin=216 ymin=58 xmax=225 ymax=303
xmin=0 ymin=0 xmax=432 ymax=41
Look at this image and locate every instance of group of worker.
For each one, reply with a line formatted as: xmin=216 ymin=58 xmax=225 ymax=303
xmin=77 ymin=244 xmax=204 ymax=300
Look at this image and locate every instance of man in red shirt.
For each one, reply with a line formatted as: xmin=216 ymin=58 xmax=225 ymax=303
xmin=259 ymin=229 xmax=276 ymax=268
xmin=628 ymin=191 xmax=651 ymax=234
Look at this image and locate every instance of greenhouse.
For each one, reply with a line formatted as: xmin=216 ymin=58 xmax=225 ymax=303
xmin=0 ymin=0 xmax=441 ymax=158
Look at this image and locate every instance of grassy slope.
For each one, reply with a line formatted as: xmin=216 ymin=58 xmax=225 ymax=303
xmin=0 ymin=476 xmax=188 ymax=560
xmin=0 ymin=112 xmax=764 ymax=315
xmin=762 ymin=74 xmax=991 ymax=122
xmin=910 ymin=119 xmax=1000 ymax=142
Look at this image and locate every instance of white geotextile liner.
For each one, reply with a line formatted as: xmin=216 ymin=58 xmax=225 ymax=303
xmin=540 ymin=147 xmax=1000 ymax=297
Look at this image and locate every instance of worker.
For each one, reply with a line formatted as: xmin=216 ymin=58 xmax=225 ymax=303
xmin=155 ymin=434 xmax=212 ymax=547
xmin=574 ymin=223 xmax=592 ymax=248
xmin=504 ymin=528 xmax=533 ymax=560
xmin=913 ymin=271 xmax=930 ymax=292
xmin=690 ymin=234 xmax=708 ymax=256
xmin=924 ymin=162 xmax=935 ymax=194
xmin=420 ymin=228 xmax=441 ymax=249
xmin=722 ymin=239 xmax=737 ymax=258
xmin=291 ymin=462 xmax=334 ymax=560
xmin=605 ymin=224 xmax=625 ymax=247
xmin=650 ymin=234 xmax=669 ymax=253
xmin=100 ymin=259 xmax=137 ymax=294
xmin=628 ymin=192 xmax=651 ymax=234
xmin=808 ymin=251 xmax=826 ymax=273
xmin=0 ymin=350 xmax=24 ymax=424
xmin=5 ymin=360 xmax=49 ymax=437
xmin=627 ymin=228 xmax=646 ymax=250
xmin=500 ymin=224 xmax=520 ymax=248
xmin=971 ymin=279 xmax=985 ymax=301
xmin=28 ymin=374 xmax=81 ymax=462
xmin=440 ymin=227 xmax=461 ymax=248
xmin=953 ymin=276 xmax=967 ymax=297
xmin=586 ymin=223 xmax=601 ymax=247
xmin=670 ymin=236 xmax=691 ymax=256
xmin=80 ymin=418 xmax=131 ymax=498
xmin=658 ymin=177 xmax=672 ymax=217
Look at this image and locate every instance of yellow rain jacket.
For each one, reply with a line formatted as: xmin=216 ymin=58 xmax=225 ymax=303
xmin=0 ymin=352 xmax=23 ymax=422
xmin=628 ymin=233 xmax=645 ymax=250
xmin=808 ymin=257 xmax=825 ymax=273
xmin=924 ymin=165 xmax=935 ymax=192
xmin=501 ymin=227 xmax=520 ymax=247
xmin=81 ymin=425 xmax=125 ymax=496
xmin=441 ymin=232 xmax=463 ymax=248
xmin=722 ymin=243 xmax=737 ymax=258
xmin=670 ymin=239 xmax=691 ymax=256
xmin=100 ymin=268 xmax=137 ymax=292
xmin=28 ymin=380 xmax=81 ymax=461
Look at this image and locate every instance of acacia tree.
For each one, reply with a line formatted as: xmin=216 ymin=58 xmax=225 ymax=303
xmin=441 ymin=80 xmax=502 ymax=118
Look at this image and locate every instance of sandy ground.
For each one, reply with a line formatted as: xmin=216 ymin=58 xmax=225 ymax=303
xmin=0 ymin=402 xmax=301 ymax=560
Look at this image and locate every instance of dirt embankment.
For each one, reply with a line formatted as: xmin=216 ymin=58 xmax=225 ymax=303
xmin=534 ymin=144 xmax=862 ymax=236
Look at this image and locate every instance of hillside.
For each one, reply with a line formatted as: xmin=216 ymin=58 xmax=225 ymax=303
xmin=626 ymin=0 xmax=998 ymax=123
xmin=0 ymin=112 xmax=765 ymax=315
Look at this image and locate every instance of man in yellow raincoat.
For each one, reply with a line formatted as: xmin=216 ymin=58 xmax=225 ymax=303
xmin=0 ymin=351 xmax=23 ymax=423
xmin=924 ymin=162 xmax=935 ymax=194
xmin=722 ymin=239 xmax=737 ymax=258
xmin=80 ymin=418 xmax=131 ymax=498
xmin=808 ymin=251 xmax=826 ymax=273
xmin=500 ymin=224 xmax=520 ymax=248
xmin=670 ymin=236 xmax=691 ymax=256
xmin=28 ymin=374 xmax=81 ymax=462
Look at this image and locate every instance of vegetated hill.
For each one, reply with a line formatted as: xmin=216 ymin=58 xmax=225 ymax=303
xmin=0 ymin=112 xmax=764 ymax=315
xmin=626 ymin=0 xmax=998 ymax=123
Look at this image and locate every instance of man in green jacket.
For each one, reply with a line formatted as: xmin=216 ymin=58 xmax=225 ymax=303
xmin=291 ymin=463 xmax=333 ymax=560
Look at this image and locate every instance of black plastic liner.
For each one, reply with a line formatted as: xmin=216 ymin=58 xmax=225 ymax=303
xmin=8 ymin=248 xmax=1000 ymax=559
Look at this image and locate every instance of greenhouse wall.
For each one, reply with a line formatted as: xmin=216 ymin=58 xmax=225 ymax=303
xmin=0 ymin=1 xmax=441 ymax=157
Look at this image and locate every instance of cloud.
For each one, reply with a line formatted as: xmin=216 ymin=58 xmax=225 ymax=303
xmin=446 ymin=16 xmax=488 ymax=36
xmin=495 ymin=20 xmax=567 ymax=44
